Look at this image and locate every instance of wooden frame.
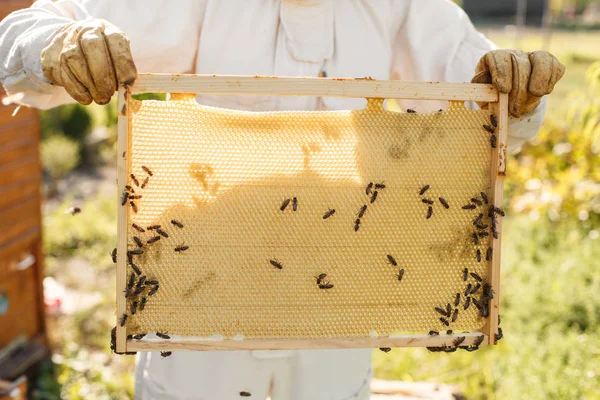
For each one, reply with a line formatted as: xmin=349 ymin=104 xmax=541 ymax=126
xmin=116 ymin=74 xmax=508 ymax=352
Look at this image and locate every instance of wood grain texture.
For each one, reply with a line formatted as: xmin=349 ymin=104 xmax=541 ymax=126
xmin=115 ymin=88 xmax=129 ymax=353
xmin=130 ymin=74 xmax=499 ymax=102
xmin=127 ymin=332 xmax=488 ymax=352
xmin=484 ymin=93 xmax=508 ymax=344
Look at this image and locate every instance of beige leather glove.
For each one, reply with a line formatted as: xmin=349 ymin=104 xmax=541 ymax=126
xmin=471 ymin=50 xmax=565 ymax=118
xmin=41 ymin=19 xmax=137 ymax=105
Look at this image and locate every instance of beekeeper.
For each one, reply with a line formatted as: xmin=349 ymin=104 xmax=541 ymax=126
xmin=0 ymin=0 xmax=564 ymax=399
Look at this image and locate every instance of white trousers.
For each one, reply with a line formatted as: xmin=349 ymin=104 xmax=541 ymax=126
xmin=135 ymin=349 xmax=373 ymax=400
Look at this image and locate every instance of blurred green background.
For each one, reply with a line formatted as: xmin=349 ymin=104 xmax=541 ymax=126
xmin=32 ymin=15 xmax=599 ymax=400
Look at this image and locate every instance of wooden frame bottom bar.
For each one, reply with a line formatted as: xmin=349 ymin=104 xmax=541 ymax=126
xmin=127 ymin=333 xmax=488 ymax=352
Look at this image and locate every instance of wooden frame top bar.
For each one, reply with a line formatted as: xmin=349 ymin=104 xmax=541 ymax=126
xmin=130 ymin=73 xmax=498 ymax=102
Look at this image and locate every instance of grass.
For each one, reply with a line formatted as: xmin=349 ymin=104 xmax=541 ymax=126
xmin=32 ymin=27 xmax=599 ymax=400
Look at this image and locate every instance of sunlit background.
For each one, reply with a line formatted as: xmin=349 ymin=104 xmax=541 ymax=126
xmin=1 ymin=1 xmax=599 ymax=399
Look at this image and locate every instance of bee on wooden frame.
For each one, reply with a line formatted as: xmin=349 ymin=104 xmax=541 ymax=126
xmin=130 ymin=201 xmax=138 ymax=213
xmin=386 ymin=255 xmax=397 ymax=266
xmin=379 ymin=347 xmax=391 ymax=353
xmin=419 ymin=184 xmax=430 ymax=195
xmin=395 ymin=268 xmax=404 ymax=281
xmin=315 ymin=273 xmax=327 ymax=285
xmin=171 ymin=219 xmax=184 ymax=228
xmin=354 ymin=218 xmax=361 ymax=232
xmin=156 ymin=332 xmax=170 ymax=339
xmin=160 ymin=351 xmax=172 ymax=358
xmin=120 ymin=313 xmax=128 ymax=327
xmin=132 ymin=223 xmax=145 ymax=233
xmin=366 ymin=182 xmax=374 ymax=195
xmin=130 ymin=174 xmax=139 ymax=187
xmin=426 ymin=206 xmax=433 ymax=219
xmin=439 ymin=197 xmax=450 ymax=209
xmin=292 ymin=197 xmax=298 ymax=211
xmin=280 ymin=198 xmax=291 ymax=211
xmin=141 ymin=165 xmax=153 ymax=176
xmin=358 ymin=205 xmax=367 ymax=218
xmin=147 ymin=236 xmax=160 ymax=245
xmin=269 ymin=259 xmax=283 ymax=269
xmin=370 ymin=190 xmax=378 ymax=203
xmin=141 ymin=177 xmax=149 ymax=189
xmin=175 ymin=245 xmax=189 ymax=252
xmin=111 ymin=248 xmax=117 ymax=263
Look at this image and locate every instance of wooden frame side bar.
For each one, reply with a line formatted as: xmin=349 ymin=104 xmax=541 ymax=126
xmin=484 ymin=93 xmax=509 ymax=344
xmin=115 ymin=87 xmax=130 ymax=353
xmin=126 ymin=333 xmax=488 ymax=352
xmin=130 ymin=74 xmax=498 ymax=102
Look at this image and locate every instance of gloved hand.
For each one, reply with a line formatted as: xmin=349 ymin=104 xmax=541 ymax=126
xmin=41 ymin=19 xmax=137 ymax=105
xmin=471 ymin=49 xmax=565 ymax=118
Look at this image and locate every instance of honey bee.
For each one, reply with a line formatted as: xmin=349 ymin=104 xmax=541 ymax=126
xmin=473 ymin=335 xmax=484 ymax=347
xmin=478 ymin=231 xmax=489 ymax=238
xmin=490 ymin=114 xmax=498 ymax=128
xmin=451 ymin=308 xmax=458 ymax=322
xmin=125 ymin=185 xmax=134 ymax=193
xmin=130 ymin=263 xmax=141 ymax=275
xmin=131 ymin=301 xmax=138 ymax=315
xmin=452 ymin=336 xmax=466 ymax=346
xmin=148 ymin=285 xmax=159 ymax=296
xmin=146 ymin=280 xmax=158 ymax=285
xmin=492 ymin=206 xmax=506 ymax=217
xmin=239 ymin=392 xmax=251 ymax=397
xmin=171 ymin=219 xmax=184 ymax=228
xmin=111 ymin=248 xmax=117 ymax=263
xmin=133 ymin=236 xmax=143 ymax=247
xmin=136 ymin=275 xmax=147 ymax=288
xmin=120 ymin=313 xmax=128 ymax=327
xmin=446 ymin=303 xmax=452 ymax=316
xmin=318 ymin=282 xmax=334 ymax=289
xmin=130 ymin=174 xmax=139 ymax=187
xmin=483 ymin=124 xmax=495 ymax=134
xmin=406 ymin=108 xmax=417 ymax=113
xmin=370 ymin=191 xmax=378 ymax=203
xmin=132 ymin=223 xmax=145 ymax=233
xmin=464 ymin=284 xmax=472 ymax=297
xmin=147 ymin=225 xmax=161 ymax=231
xmin=292 ymin=197 xmax=298 ymax=211
xmin=470 ymin=283 xmax=481 ymax=295
xmin=139 ymin=297 xmax=147 ymax=311
xmin=354 ymin=218 xmax=361 ymax=232
xmin=141 ymin=177 xmax=149 ymax=189
xmin=476 ymin=249 xmax=482 ymax=262
xmin=128 ymin=249 xmax=144 ymax=256
xmin=130 ymin=201 xmax=138 ymax=213
xmin=482 ymin=283 xmax=494 ymax=300
xmin=428 ymin=331 xmax=439 ymax=336
xmin=446 ymin=330 xmax=453 ymax=335
xmin=435 ymin=307 xmax=448 ymax=317
xmin=141 ymin=165 xmax=153 ymax=176
xmin=471 ymin=198 xmax=483 ymax=206
xmin=323 ymin=209 xmax=336 ymax=219
xmin=490 ymin=134 xmax=497 ymax=148
xmin=421 ymin=198 xmax=434 ymax=205
xmin=156 ymin=228 xmax=169 ymax=238
xmin=160 ymin=351 xmax=172 ymax=358
xmin=316 ymin=273 xmax=327 ymax=285
xmin=439 ymin=197 xmax=450 ymax=209
xmin=463 ymin=296 xmax=471 ymax=310
xmin=472 ymin=213 xmax=483 ymax=226
xmin=476 ymin=223 xmax=489 ymax=230
xmin=463 ymin=268 xmax=468 ymax=281
xmin=472 ymin=298 xmax=481 ymax=310
xmin=419 ymin=184 xmax=430 ymax=195
xmin=396 ymin=268 xmax=405 ymax=281
xmin=129 ymin=195 xmax=142 ymax=200
xmin=495 ymin=327 xmax=504 ymax=342
xmin=375 ymin=182 xmax=386 ymax=189
xmin=174 ymin=245 xmax=189 ymax=252
xmin=480 ymin=192 xmax=489 ymax=204
xmin=379 ymin=347 xmax=391 ymax=353
xmin=426 ymin=206 xmax=433 ymax=219
xmin=65 ymin=206 xmax=81 ymax=215
xmin=126 ymin=272 xmax=135 ymax=292
xmin=462 ymin=204 xmax=476 ymax=210
xmin=473 ymin=232 xmax=479 ymax=245
xmin=156 ymin=332 xmax=170 ymax=339
xmin=439 ymin=318 xmax=449 ymax=326
xmin=387 ymin=255 xmax=397 ymax=266
xmin=121 ymin=191 xmax=128 ymax=206
xmin=454 ymin=293 xmax=460 ymax=307
xmin=358 ymin=205 xmax=367 ymax=218
xmin=147 ymin=236 xmax=160 ymax=244
xmin=486 ymin=247 xmax=493 ymax=261
xmin=132 ymin=333 xmax=146 ymax=340
xmin=481 ymin=303 xmax=489 ymax=318
xmin=366 ymin=182 xmax=374 ymax=195
xmin=270 ymin=259 xmax=283 ymax=269
xmin=280 ymin=198 xmax=291 ymax=211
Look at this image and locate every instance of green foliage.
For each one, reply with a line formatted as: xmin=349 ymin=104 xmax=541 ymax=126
xmin=43 ymin=196 xmax=117 ymax=272
xmin=506 ymin=62 xmax=600 ymax=226
xmin=374 ymin=217 xmax=600 ymax=399
xmin=40 ymin=103 xmax=92 ymax=142
xmin=40 ymin=135 xmax=80 ymax=180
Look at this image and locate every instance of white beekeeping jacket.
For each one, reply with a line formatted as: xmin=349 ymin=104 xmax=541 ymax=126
xmin=0 ymin=0 xmax=545 ymax=151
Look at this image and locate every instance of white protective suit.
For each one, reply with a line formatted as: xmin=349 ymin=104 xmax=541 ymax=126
xmin=0 ymin=1 xmax=547 ymax=399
